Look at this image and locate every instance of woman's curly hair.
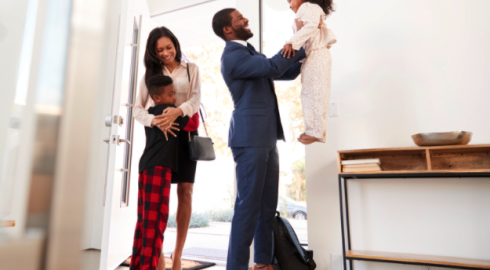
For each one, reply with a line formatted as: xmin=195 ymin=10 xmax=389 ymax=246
xmin=305 ymin=0 xmax=335 ymax=16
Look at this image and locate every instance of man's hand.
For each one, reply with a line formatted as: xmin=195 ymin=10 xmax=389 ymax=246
xmin=318 ymin=17 xmax=325 ymax=29
xmin=281 ymin=44 xmax=295 ymax=58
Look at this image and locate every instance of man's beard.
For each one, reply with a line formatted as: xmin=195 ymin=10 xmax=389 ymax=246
xmin=232 ymin=26 xmax=253 ymax=41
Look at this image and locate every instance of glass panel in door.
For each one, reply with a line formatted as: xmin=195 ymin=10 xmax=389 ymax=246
xmin=262 ymin=0 xmax=309 ymax=245
xmin=121 ymin=19 xmax=140 ymax=207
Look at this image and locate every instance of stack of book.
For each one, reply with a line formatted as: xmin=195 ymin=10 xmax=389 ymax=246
xmin=341 ymin=158 xmax=382 ymax=173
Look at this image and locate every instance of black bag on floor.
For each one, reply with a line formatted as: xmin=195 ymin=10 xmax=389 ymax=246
xmin=273 ymin=211 xmax=316 ymax=270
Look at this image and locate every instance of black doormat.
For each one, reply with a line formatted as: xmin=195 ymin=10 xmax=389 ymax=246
xmin=120 ymin=256 xmax=216 ymax=270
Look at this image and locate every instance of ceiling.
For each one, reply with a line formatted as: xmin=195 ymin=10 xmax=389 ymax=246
xmin=146 ymin=0 xmax=217 ymax=17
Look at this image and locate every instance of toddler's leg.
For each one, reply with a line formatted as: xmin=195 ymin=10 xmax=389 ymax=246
xmin=299 ymin=49 xmax=331 ymax=144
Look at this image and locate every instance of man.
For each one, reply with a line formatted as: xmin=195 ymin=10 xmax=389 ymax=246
xmin=212 ymin=8 xmax=306 ymax=270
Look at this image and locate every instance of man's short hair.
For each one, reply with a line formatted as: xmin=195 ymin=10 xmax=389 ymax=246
xmin=148 ymin=75 xmax=173 ymax=98
xmin=212 ymin=8 xmax=236 ymax=41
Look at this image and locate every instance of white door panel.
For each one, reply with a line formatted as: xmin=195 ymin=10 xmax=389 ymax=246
xmin=99 ymin=0 xmax=148 ymax=267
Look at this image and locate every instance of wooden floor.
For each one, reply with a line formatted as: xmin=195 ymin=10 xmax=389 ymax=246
xmin=82 ymin=250 xmax=227 ymax=270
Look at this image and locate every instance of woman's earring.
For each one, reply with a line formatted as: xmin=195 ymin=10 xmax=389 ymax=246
xmin=159 ymin=61 xmax=162 ymax=65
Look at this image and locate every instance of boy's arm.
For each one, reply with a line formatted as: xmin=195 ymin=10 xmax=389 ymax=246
xmin=183 ymin=113 xmax=200 ymax=132
xmin=175 ymin=115 xmax=190 ymax=131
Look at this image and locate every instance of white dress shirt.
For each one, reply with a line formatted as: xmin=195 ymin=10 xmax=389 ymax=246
xmin=231 ymin=40 xmax=248 ymax=47
xmin=133 ymin=61 xmax=202 ymax=127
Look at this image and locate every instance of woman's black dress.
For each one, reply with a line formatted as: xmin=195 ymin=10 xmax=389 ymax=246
xmin=172 ymin=129 xmax=198 ymax=184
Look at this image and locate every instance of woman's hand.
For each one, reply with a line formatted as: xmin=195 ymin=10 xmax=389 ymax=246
xmin=281 ymin=44 xmax=295 ymax=58
xmin=162 ymin=107 xmax=183 ymax=125
xmin=151 ymin=111 xmax=181 ymax=140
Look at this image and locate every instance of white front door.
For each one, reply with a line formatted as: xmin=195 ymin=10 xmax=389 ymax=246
xmin=99 ymin=9 xmax=143 ymax=270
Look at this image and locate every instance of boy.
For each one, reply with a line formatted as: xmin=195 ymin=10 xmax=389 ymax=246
xmin=130 ymin=75 xmax=199 ymax=270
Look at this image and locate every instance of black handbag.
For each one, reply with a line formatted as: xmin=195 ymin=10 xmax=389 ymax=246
xmin=186 ymin=64 xmax=216 ymax=161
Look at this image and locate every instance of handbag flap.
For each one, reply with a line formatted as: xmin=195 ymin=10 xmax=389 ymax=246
xmin=188 ymin=136 xmax=216 ymax=161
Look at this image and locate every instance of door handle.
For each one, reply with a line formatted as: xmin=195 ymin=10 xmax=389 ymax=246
xmin=103 ymin=136 xmax=116 ymax=144
xmin=103 ymin=135 xmax=129 ymax=145
xmin=117 ymin=138 xmax=131 ymax=146
xmin=105 ymin=115 xmax=124 ymax=127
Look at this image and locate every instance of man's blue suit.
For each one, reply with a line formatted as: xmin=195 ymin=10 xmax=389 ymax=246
xmin=221 ymin=41 xmax=306 ymax=270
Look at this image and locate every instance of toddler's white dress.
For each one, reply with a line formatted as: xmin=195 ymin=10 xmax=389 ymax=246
xmin=287 ymin=2 xmax=336 ymax=143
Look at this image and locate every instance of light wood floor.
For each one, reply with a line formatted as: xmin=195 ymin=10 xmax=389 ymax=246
xmin=82 ymin=250 xmax=227 ymax=270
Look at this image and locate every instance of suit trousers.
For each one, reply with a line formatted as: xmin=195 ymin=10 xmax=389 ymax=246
xmin=227 ymin=146 xmax=279 ymax=270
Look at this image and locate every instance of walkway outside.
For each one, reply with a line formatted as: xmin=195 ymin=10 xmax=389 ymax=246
xmin=163 ymin=220 xmax=308 ymax=261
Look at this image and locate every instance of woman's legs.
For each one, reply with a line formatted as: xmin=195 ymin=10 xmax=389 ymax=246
xmin=157 ymin=253 xmax=165 ymax=270
xmin=171 ymin=182 xmax=194 ymax=270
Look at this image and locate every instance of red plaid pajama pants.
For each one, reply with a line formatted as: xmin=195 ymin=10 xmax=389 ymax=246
xmin=130 ymin=166 xmax=172 ymax=270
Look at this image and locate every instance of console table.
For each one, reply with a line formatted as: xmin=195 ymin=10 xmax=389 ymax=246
xmin=0 ymin=220 xmax=15 ymax=227
xmin=337 ymin=144 xmax=490 ymax=270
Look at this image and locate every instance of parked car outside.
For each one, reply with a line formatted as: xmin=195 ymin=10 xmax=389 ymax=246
xmin=278 ymin=197 xmax=307 ymax=220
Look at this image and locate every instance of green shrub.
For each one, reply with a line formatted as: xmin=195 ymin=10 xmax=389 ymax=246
xmin=209 ymin=209 xmax=234 ymax=222
xmin=167 ymin=213 xmax=177 ymax=228
xmin=189 ymin=212 xmax=211 ymax=228
xmin=167 ymin=209 xmax=234 ymax=229
xmin=167 ymin=212 xmax=211 ymax=228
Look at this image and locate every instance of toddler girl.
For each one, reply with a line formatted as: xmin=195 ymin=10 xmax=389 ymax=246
xmin=282 ymin=0 xmax=336 ymax=144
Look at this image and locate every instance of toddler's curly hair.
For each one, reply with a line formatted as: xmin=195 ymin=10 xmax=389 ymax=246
xmin=306 ymin=0 xmax=335 ymax=16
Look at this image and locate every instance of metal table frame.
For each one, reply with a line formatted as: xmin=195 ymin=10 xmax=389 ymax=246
xmin=338 ymin=172 xmax=490 ymax=270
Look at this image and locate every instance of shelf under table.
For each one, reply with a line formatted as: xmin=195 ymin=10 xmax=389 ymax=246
xmin=346 ymin=250 xmax=490 ymax=269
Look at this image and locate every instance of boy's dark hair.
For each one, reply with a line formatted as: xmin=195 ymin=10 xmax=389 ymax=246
xmin=212 ymin=8 xmax=236 ymax=41
xmin=306 ymin=0 xmax=335 ymax=16
xmin=148 ymin=75 xmax=173 ymax=98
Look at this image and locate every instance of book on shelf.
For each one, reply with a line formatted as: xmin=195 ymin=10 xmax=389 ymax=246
xmin=341 ymin=158 xmax=380 ymax=166
xmin=342 ymin=164 xmax=382 ymax=173
xmin=342 ymin=163 xmax=381 ymax=168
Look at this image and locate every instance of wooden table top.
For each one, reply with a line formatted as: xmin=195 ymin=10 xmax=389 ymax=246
xmin=347 ymin=250 xmax=490 ymax=269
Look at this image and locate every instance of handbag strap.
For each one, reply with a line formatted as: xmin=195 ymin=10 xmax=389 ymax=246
xmin=186 ymin=63 xmax=210 ymax=138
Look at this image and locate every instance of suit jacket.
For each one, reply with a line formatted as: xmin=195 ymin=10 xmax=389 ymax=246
xmin=220 ymin=41 xmax=306 ymax=147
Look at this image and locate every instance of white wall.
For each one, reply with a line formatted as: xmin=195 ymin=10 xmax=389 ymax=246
xmin=0 ymin=0 xmax=29 ymax=220
xmin=151 ymin=0 xmax=237 ymax=48
xmin=147 ymin=0 xmax=218 ymax=16
xmin=0 ymin=0 xmax=29 ymax=153
xmin=306 ymin=0 xmax=490 ymax=269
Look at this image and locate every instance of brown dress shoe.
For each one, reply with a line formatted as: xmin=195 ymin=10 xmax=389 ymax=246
xmin=253 ymin=265 xmax=277 ymax=270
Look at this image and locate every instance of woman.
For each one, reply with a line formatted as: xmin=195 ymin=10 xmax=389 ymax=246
xmin=133 ymin=26 xmax=201 ymax=270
